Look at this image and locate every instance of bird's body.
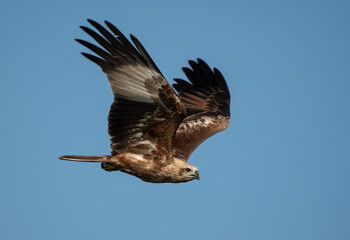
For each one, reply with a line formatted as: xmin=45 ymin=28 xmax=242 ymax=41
xmin=59 ymin=20 xmax=230 ymax=183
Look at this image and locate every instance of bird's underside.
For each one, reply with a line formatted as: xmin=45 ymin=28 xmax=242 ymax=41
xmin=59 ymin=19 xmax=231 ymax=183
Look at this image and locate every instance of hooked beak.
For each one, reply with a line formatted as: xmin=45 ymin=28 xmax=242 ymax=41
xmin=194 ymin=170 xmax=200 ymax=180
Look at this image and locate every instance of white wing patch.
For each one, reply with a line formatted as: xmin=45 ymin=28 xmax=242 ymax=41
xmin=107 ymin=64 xmax=163 ymax=103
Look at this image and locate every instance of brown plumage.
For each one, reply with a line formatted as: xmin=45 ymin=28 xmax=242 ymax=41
xmin=59 ymin=19 xmax=230 ymax=183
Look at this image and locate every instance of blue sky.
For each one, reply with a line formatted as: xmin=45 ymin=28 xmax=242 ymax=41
xmin=1 ymin=0 xmax=349 ymax=239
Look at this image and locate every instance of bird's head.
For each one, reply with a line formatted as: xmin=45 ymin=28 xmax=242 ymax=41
xmin=179 ymin=165 xmax=200 ymax=181
xmin=171 ymin=159 xmax=200 ymax=182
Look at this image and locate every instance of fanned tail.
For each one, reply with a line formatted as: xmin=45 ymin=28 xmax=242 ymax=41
xmin=58 ymin=155 xmax=112 ymax=162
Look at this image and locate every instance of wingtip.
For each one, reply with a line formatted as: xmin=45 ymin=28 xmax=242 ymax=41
xmin=80 ymin=25 xmax=89 ymax=31
xmin=104 ymin=20 xmax=121 ymax=35
xmin=87 ymin=18 xmax=95 ymax=24
xmin=197 ymin=58 xmax=206 ymax=65
xmin=75 ymin=38 xmax=88 ymax=46
xmin=213 ymin=67 xmax=221 ymax=74
xmin=130 ymin=34 xmax=138 ymax=42
xmin=104 ymin=20 xmax=113 ymax=27
xmin=87 ymin=19 xmax=103 ymax=29
xmin=188 ymin=60 xmax=195 ymax=65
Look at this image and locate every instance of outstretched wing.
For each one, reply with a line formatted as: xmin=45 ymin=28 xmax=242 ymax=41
xmin=76 ymin=19 xmax=186 ymax=163
xmin=172 ymin=59 xmax=230 ymax=161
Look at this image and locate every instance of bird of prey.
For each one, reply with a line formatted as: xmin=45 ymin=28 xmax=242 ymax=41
xmin=59 ymin=19 xmax=230 ymax=183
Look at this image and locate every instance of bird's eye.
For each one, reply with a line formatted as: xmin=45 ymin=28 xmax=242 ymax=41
xmin=185 ymin=168 xmax=192 ymax=172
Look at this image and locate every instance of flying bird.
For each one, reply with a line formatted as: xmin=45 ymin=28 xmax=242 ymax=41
xmin=59 ymin=19 xmax=231 ymax=183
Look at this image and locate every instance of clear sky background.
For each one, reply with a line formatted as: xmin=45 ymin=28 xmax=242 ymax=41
xmin=1 ymin=0 xmax=349 ymax=239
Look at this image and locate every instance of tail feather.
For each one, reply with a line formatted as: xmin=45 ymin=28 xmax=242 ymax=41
xmin=58 ymin=155 xmax=112 ymax=162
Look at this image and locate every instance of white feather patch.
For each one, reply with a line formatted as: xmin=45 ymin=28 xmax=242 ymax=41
xmin=107 ymin=63 xmax=165 ymax=104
